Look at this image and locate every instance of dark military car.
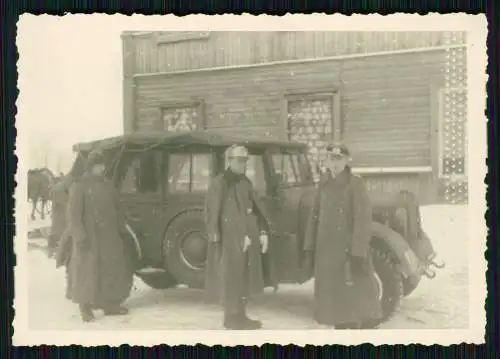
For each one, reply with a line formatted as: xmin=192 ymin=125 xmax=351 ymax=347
xmin=69 ymin=130 xmax=445 ymax=325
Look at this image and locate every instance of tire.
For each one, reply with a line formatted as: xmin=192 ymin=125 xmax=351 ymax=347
xmin=362 ymin=247 xmax=404 ymax=328
xmin=136 ymin=272 xmax=178 ymax=290
xmin=163 ymin=210 xmax=208 ymax=289
xmin=402 ymin=275 xmax=421 ymax=297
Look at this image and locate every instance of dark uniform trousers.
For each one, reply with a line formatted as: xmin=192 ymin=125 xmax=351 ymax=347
xmin=223 ymin=251 xmax=250 ymax=318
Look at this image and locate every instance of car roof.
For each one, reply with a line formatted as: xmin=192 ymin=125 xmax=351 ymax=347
xmin=72 ymin=130 xmax=307 ymax=153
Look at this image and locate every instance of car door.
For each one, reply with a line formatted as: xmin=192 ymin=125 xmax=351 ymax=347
xmin=114 ymin=149 xmax=164 ymax=266
xmin=265 ymin=151 xmax=310 ymax=282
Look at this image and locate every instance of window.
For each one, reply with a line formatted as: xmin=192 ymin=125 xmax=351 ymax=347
xmin=271 ymin=153 xmax=304 ymax=186
xmin=245 ymin=155 xmax=267 ymax=194
xmin=161 ymin=102 xmax=204 ymax=132
xmin=285 ymin=92 xmax=341 ymax=181
xmin=120 ymin=152 xmax=161 ymax=195
xmin=168 ymin=153 xmax=212 ymax=193
xmin=438 ymin=87 xmax=467 ymax=178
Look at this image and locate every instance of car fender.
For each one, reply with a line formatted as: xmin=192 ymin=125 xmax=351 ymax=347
xmin=371 ymin=221 xmax=420 ymax=279
xmin=164 ymin=206 xmax=204 ymax=231
xmin=162 ymin=206 xmax=205 ymax=252
xmin=124 ymin=223 xmax=142 ymax=260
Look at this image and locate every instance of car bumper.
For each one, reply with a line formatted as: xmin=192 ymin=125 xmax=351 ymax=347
xmin=401 ymin=248 xmax=446 ymax=281
xmin=419 ymin=252 xmax=446 ymax=279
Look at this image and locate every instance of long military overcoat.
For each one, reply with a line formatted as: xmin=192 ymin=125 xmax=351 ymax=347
xmin=66 ymin=173 xmax=134 ymax=306
xmin=303 ymin=169 xmax=382 ymax=326
xmin=204 ymin=172 xmax=278 ymax=307
xmin=49 ymin=178 xmax=71 ymax=239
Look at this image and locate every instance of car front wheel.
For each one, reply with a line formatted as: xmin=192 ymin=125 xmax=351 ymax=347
xmin=361 ymin=247 xmax=404 ymax=328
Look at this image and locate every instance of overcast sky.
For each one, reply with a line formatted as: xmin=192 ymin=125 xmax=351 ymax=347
xmin=17 ymin=15 xmax=175 ymax=173
xmin=18 ymin=17 xmax=121 ymax=172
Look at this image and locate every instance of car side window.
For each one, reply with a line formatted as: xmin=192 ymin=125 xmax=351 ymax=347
xmin=246 ymin=155 xmax=267 ymax=194
xmin=168 ymin=153 xmax=212 ymax=193
xmin=271 ymin=153 xmax=300 ymax=185
xmin=120 ymin=152 xmax=161 ymax=195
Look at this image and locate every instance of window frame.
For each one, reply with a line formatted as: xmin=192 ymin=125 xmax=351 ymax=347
xmin=165 ymin=151 xmax=214 ymax=194
xmin=437 ymin=87 xmax=468 ymax=179
xmin=269 ymin=150 xmax=313 ymax=188
xmin=283 ymin=91 xmax=341 ymax=142
xmin=271 ymin=153 xmax=298 ymax=186
xmin=116 ymin=149 xmax=163 ymax=197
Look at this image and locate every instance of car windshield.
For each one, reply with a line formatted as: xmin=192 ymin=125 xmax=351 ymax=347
xmin=271 ymin=151 xmax=312 ymax=186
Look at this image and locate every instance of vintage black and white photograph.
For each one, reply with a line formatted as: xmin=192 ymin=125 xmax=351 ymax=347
xmin=14 ymin=14 xmax=487 ymax=346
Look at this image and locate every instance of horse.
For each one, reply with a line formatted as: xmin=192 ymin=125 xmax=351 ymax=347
xmin=27 ymin=167 xmax=56 ymax=220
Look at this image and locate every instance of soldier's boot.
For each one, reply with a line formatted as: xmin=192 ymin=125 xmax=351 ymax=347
xmin=46 ymin=235 xmax=56 ymax=258
xmin=239 ymin=302 xmax=262 ymax=329
xmin=79 ymin=303 xmax=95 ymax=323
xmin=223 ymin=306 xmax=261 ymax=330
xmin=335 ymin=322 xmax=361 ymax=330
xmin=103 ymin=303 xmax=129 ymax=316
xmin=223 ymin=314 xmax=247 ymax=330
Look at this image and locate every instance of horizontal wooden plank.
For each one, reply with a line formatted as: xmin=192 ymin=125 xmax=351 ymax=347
xmin=345 ymin=141 xmax=430 ymax=151
xmin=352 ymin=166 xmax=433 ymax=174
xmin=343 ymin=111 xmax=430 ymax=123
xmin=352 ymin=158 xmax=430 ymax=167
xmin=341 ymin=53 xmax=446 ymax=70
xmin=137 ymin=62 xmax=341 ymax=86
xmin=342 ymin=93 xmax=429 ymax=105
xmin=157 ymin=32 xmax=210 ymax=44
xmin=344 ymin=124 xmax=430 ymax=133
xmin=343 ymin=111 xmax=430 ymax=122
xmin=340 ymin=75 xmax=441 ymax=89
xmin=127 ymin=31 xmax=463 ymax=74
xmin=133 ymin=51 xmax=442 ymax=170
xmin=341 ymin=61 xmax=446 ymax=77
xmin=352 ymin=151 xmax=430 ymax=159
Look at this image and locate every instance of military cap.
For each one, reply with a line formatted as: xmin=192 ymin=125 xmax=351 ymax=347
xmin=225 ymin=144 xmax=249 ymax=159
xmin=325 ymin=142 xmax=351 ymax=158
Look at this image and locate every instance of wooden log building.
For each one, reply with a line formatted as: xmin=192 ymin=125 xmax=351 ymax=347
xmin=121 ymin=31 xmax=468 ymax=204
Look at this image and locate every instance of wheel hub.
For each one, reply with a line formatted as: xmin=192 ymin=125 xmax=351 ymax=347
xmin=180 ymin=231 xmax=208 ymax=270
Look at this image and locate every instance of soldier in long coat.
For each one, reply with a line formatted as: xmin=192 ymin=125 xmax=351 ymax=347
xmin=302 ymin=142 xmax=382 ymax=329
xmin=204 ymin=145 xmax=277 ymax=330
xmin=47 ymin=174 xmax=73 ymax=258
xmin=66 ymin=149 xmax=134 ymax=322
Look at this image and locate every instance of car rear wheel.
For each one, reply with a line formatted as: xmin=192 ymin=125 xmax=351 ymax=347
xmin=361 ymin=247 xmax=403 ymax=328
xmin=163 ymin=210 xmax=207 ymax=289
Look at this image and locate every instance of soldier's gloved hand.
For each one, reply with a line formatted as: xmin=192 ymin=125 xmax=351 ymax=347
xmin=259 ymin=232 xmax=268 ymax=253
xmin=210 ymin=233 xmax=219 ymax=243
xmin=243 ymin=235 xmax=251 ymax=252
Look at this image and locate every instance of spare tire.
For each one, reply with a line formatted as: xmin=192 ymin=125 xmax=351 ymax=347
xmin=163 ymin=210 xmax=208 ymax=289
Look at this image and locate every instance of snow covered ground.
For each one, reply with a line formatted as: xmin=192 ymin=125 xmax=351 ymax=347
xmin=25 ymin=205 xmax=469 ymax=330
